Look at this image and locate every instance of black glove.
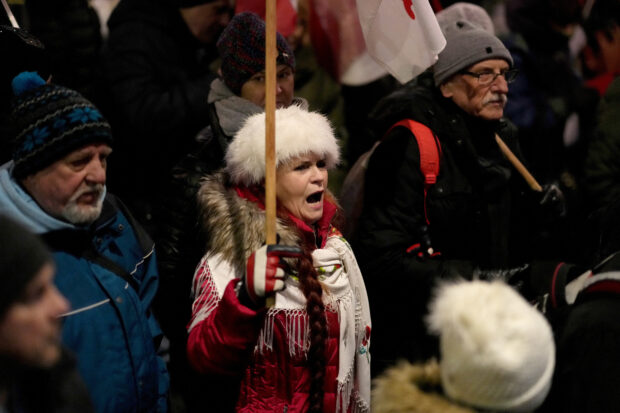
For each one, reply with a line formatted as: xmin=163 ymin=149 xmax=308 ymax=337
xmin=474 ymin=264 xmax=529 ymax=285
xmin=473 ymin=264 xmax=534 ymax=298
xmin=538 ymin=182 xmax=567 ymax=219
xmin=406 ymin=225 xmax=441 ymax=261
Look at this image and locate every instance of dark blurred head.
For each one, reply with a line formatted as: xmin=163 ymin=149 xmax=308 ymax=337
xmin=583 ymin=0 xmax=620 ymax=73
xmin=0 ymin=215 xmax=69 ymax=369
xmin=506 ymin=0 xmax=583 ymax=38
xmin=179 ymin=0 xmax=234 ymax=45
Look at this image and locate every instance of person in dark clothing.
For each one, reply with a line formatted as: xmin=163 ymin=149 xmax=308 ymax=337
xmin=1 ymin=1 xmax=105 ymax=165
xmin=352 ymin=20 xmax=563 ymax=377
xmin=152 ymin=12 xmax=301 ymax=412
xmin=536 ymin=190 xmax=620 ymax=413
xmin=101 ymin=0 xmax=233 ymax=232
xmin=500 ymin=0 xmax=599 ymax=255
xmin=24 ymin=0 xmax=104 ymax=103
xmin=582 ymin=0 xmax=620 ymax=216
xmin=0 ymin=215 xmax=94 ymax=413
xmin=537 ymin=6 xmax=620 ymax=408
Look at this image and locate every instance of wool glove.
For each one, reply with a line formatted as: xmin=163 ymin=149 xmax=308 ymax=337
xmin=241 ymin=244 xmax=303 ymax=307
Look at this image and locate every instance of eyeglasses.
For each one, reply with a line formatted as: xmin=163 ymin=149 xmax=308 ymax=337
xmin=460 ymin=68 xmax=519 ymax=85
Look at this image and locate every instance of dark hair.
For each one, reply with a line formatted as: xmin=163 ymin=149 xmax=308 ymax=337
xmin=547 ymin=0 xmax=583 ymax=26
xmin=584 ymin=0 xmax=620 ymax=52
xmin=0 ymin=215 xmax=53 ymax=318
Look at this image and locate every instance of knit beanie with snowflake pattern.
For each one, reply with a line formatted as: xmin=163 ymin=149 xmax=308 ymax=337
xmin=9 ymin=71 xmax=113 ymax=179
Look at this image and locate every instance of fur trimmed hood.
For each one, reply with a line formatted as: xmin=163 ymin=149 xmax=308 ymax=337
xmin=372 ymin=360 xmax=476 ymax=413
xmin=196 ymin=170 xmax=301 ymax=273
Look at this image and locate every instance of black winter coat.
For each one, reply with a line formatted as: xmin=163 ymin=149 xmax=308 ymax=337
xmin=102 ymin=0 xmax=218 ymax=226
xmin=352 ymin=75 xmax=535 ymax=376
xmin=539 ymin=252 xmax=620 ymax=413
xmin=4 ymin=348 xmax=94 ymax=413
xmin=152 ymin=104 xmax=237 ymax=413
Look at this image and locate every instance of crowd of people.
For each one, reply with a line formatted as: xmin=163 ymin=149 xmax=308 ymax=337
xmin=1 ymin=0 xmax=620 ymax=412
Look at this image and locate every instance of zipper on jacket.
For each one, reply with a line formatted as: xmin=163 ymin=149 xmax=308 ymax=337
xmin=283 ymin=406 xmax=288 ymax=413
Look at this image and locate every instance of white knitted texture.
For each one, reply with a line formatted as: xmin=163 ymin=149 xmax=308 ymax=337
xmin=427 ymin=280 xmax=555 ymax=412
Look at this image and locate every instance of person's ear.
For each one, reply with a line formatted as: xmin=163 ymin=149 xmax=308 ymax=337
xmin=440 ymin=81 xmax=455 ymax=98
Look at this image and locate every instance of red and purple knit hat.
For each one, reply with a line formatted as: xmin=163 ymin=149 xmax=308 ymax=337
xmin=216 ymin=12 xmax=295 ymax=94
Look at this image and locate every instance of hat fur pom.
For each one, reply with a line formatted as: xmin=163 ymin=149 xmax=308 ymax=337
xmin=226 ymin=105 xmax=340 ymax=186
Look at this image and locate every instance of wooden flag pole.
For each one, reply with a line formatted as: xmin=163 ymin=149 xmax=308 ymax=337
xmin=265 ymin=0 xmax=277 ymax=307
xmin=1 ymin=0 xmax=20 ymax=28
xmin=265 ymin=0 xmax=277 ymax=244
xmin=495 ymin=133 xmax=543 ymax=192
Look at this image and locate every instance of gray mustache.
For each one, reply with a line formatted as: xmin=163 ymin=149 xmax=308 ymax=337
xmin=70 ymin=184 xmax=105 ymax=202
xmin=484 ymin=94 xmax=507 ymax=105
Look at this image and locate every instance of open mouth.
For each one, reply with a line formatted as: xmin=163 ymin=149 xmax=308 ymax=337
xmin=306 ymin=191 xmax=323 ymax=204
xmin=79 ymin=191 xmax=100 ymax=204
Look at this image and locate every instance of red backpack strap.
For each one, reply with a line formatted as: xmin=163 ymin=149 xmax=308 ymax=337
xmin=384 ymin=119 xmax=442 ymax=225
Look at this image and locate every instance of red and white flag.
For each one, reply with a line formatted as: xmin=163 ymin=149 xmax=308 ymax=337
xmin=235 ymin=0 xmax=297 ymax=38
xmin=356 ymin=0 xmax=446 ymax=84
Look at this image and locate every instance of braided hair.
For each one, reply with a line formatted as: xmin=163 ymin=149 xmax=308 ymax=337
xmin=279 ymin=191 xmax=343 ymax=413
xmin=296 ymin=228 xmax=328 ymax=413
xmin=250 ymin=183 xmax=342 ymax=412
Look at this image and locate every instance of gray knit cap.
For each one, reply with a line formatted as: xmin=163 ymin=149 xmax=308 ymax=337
xmin=433 ymin=20 xmax=513 ymax=86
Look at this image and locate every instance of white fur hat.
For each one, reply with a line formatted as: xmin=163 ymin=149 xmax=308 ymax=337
xmin=427 ymin=280 xmax=555 ymax=412
xmin=225 ymin=105 xmax=340 ymax=186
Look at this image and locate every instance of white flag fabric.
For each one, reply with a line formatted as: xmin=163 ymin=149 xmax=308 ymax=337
xmin=356 ymin=0 xmax=446 ymax=84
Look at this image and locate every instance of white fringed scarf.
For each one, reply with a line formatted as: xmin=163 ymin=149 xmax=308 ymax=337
xmin=258 ymin=235 xmax=371 ymax=413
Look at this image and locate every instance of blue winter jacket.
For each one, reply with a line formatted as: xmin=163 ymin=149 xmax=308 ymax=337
xmin=0 ymin=162 xmax=169 ymax=413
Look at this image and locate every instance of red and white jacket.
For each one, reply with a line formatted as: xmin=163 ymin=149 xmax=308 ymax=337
xmin=187 ymin=174 xmax=371 ymax=412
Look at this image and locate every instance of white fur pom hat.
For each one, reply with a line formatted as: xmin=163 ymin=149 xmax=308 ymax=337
xmin=427 ymin=280 xmax=555 ymax=412
xmin=225 ymin=105 xmax=340 ymax=186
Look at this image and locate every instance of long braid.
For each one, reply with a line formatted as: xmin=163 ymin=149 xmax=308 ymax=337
xmin=252 ymin=184 xmax=335 ymax=412
xmin=297 ymin=229 xmax=328 ymax=413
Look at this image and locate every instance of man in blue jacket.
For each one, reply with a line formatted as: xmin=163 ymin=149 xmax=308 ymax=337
xmin=0 ymin=71 xmax=169 ymax=413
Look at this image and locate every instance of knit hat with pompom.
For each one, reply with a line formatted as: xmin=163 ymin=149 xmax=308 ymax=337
xmin=427 ymin=280 xmax=555 ymax=412
xmin=9 ymin=71 xmax=113 ymax=179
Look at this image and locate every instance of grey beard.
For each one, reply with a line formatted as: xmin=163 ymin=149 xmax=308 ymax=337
xmin=61 ymin=185 xmax=105 ymax=225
